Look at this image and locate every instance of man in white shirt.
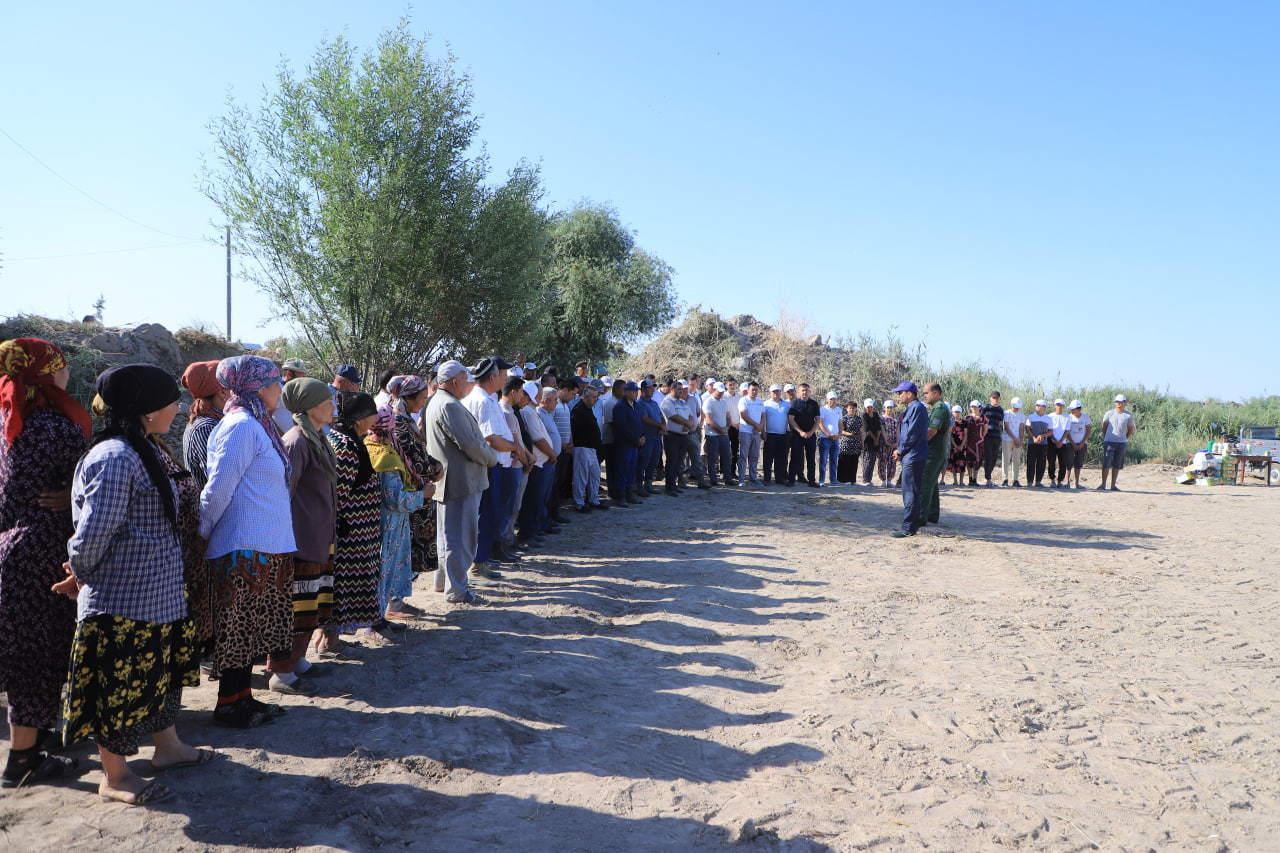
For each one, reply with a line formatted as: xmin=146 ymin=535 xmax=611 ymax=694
xmin=1001 ymin=397 xmax=1027 ymax=488
xmin=1099 ymin=394 xmax=1136 ymax=491
xmin=817 ymin=391 xmax=842 ymax=485
xmin=1065 ymin=400 xmax=1092 ymax=489
xmin=463 ymin=357 xmax=529 ymax=573
xmin=737 ymin=382 xmax=765 ymax=485
xmin=660 ymin=382 xmax=707 ymax=491
xmin=702 ymin=381 xmax=734 ymax=486
xmin=1047 ymin=399 xmax=1072 ymax=488
xmin=724 ymin=378 xmax=742 ymax=476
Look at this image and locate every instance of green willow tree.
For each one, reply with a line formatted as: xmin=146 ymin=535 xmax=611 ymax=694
xmin=202 ymin=20 xmax=548 ymax=379
xmin=535 ymin=202 xmax=678 ymax=370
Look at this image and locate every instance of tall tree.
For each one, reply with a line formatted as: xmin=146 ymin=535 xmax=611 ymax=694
xmin=536 ymin=202 xmax=678 ymax=369
xmin=202 ymin=19 xmax=548 ymax=379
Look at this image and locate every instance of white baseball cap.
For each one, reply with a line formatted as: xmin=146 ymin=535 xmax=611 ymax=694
xmin=706 ymin=377 xmax=717 ymax=386
xmin=713 ymin=381 xmax=726 ymax=392
xmin=1069 ymin=399 xmax=1082 ymax=410
xmin=783 ymin=383 xmax=795 ymax=392
xmin=1035 ymin=399 xmax=1047 ymax=407
xmin=969 ymin=400 xmax=981 ymax=408
xmin=769 ymin=383 xmax=781 ymax=392
xmin=436 ymin=360 xmax=471 ymax=383
xmin=523 ymin=380 xmax=541 ymax=401
xmin=951 ymin=404 xmax=962 ymax=413
xmin=1054 ymin=398 xmax=1066 ymax=406
xmin=884 ymin=400 xmax=895 ymax=408
xmin=1115 ymin=394 xmax=1127 ymax=402
xmin=507 ymin=366 xmax=525 ymax=378
xmin=826 ymin=391 xmax=838 ymax=399
xmin=678 ymin=380 xmax=690 ymax=388
xmin=1010 ymin=397 xmax=1023 ymax=408
xmin=863 ymin=398 xmax=875 ymax=407
xmin=601 ymin=376 xmax=613 ymax=387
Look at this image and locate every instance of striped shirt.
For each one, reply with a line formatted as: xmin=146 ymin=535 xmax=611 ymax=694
xmin=552 ymin=399 xmax=572 ymax=444
xmin=182 ymin=414 xmax=220 ymax=492
xmin=69 ymin=438 xmax=187 ymax=623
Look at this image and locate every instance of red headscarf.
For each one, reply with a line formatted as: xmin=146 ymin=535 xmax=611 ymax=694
xmin=0 ymin=337 xmax=92 ymax=444
xmin=181 ymin=360 xmax=226 ymax=420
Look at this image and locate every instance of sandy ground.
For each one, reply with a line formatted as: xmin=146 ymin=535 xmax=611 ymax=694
xmin=2 ymin=463 xmax=1278 ymax=852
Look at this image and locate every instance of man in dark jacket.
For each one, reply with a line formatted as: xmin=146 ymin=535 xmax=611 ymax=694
xmin=611 ymin=382 xmax=646 ymax=505
xmin=569 ymin=385 xmax=606 ymax=512
xmin=787 ymin=383 xmax=822 ymax=487
xmin=891 ymin=382 xmax=929 ymax=537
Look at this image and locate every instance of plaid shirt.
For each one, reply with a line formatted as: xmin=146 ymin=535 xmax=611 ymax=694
xmin=69 ymin=438 xmax=187 ymax=624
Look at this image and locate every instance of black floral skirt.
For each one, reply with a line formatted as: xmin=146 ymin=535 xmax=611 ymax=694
xmin=63 ymin=614 xmax=199 ymax=751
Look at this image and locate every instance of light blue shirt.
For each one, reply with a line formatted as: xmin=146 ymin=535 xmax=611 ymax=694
xmin=199 ymin=410 xmax=297 ymax=558
xmin=764 ymin=398 xmax=791 ymax=434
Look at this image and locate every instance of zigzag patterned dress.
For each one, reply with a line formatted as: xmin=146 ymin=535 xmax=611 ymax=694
xmin=327 ymin=428 xmax=381 ymax=632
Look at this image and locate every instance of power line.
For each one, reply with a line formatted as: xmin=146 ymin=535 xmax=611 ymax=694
xmin=7 ymin=240 xmax=207 ymax=262
xmin=0 ymin=124 xmax=201 ymax=242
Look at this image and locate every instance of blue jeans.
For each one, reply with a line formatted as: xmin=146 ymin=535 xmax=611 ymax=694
xmin=704 ymin=433 xmax=731 ymax=483
xmin=517 ymin=464 xmax=552 ymax=538
xmin=818 ymin=436 xmax=839 ymax=483
xmin=638 ymin=436 xmax=661 ymax=484
xmin=498 ymin=466 xmax=522 ymax=543
xmin=900 ymin=454 xmax=925 ymax=533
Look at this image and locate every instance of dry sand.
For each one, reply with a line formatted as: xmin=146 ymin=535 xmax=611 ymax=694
xmin=3 ymin=464 xmax=1278 ymax=851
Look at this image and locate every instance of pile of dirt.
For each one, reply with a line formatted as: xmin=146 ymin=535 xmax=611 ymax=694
xmin=624 ymin=309 xmax=912 ymax=399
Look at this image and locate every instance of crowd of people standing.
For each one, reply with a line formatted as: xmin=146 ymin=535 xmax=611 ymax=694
xmin=0 ymin=335 xmax=1134 ymax=803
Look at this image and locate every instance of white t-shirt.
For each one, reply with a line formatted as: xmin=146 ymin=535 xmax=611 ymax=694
xmin=724 ymin=393 xmax=742 ymax=426
xmin=739 ymin=396 xmax=765 ymax=435
xmin=819 ymin=404 xmax=842 ymax=437
xmin=1002 ymin=410 xmax=1027 ymax=442
xmin=660 ymin=395 xmax=692 ymax=435
xmin=703 ymin=395 xmax=732 ymax=432
xmin=519 ymin=405 xmax=552 ymax=466
xmin=1049 ymin=411 xmax=1071 ymax=441
xmin=1102 ymin=409 xmax=1134 ymax=443
xmin=1068 ymin=413 xmax=1092 ymax=443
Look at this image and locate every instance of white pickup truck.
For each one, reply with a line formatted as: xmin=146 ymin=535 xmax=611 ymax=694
xmin=1238 ymin=426 xmax=1280 ymax=485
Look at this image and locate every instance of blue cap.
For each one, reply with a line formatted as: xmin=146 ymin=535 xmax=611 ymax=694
xmin=623 ymin=381 xmax=640 ymax=391
xmin=892 ymin=381 xmax=918 ymax=394
xmin=336 ymin=364 xmax=362 ymax=384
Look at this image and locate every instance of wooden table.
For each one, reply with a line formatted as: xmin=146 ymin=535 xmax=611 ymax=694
xmin=1229 ymin=455 xmax=1274 ymax=486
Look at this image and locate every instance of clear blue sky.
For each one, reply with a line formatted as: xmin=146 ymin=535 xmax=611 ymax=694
xmin=3 ymin=2 xmax=1276 ymax=401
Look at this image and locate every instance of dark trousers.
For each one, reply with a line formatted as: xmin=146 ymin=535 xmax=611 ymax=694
xmin=789 ymin=432 xmax=817 ymax=485
xmin=614 ymin=445 xmax=637 ymax=493
xmin=1048 ymin=442 xmax=1071 ymax=482
xmin=900 ymin=454 xmax=925 ymax=533
xmin=921 ymin=447 xmax=946 ymax=523
xmin=662 ymin=433 xmax=686 ymax=492
xmin=476 ymin=465 xmax=503 ymax=564
xmin=763 ymin=433 xmax=789 ymax=483
xmin=1026 ymin=441 xmax=1048 ymax=485
xmin=983 ymin=432 xmax=1002 ymax=480
xmin=601 ymin=442 xmax=619 ymax=498
xmin=728 ymin=425 xmax=740 ymax=474
xmin=517 ymin=463 xmax=552 ymax=538
xmin=551 ymin=449 xmax=573 ymax=520
xmin=638 ymin=436 xmax=661 ymax=484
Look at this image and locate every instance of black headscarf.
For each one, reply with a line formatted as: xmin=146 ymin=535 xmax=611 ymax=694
xmin=332 ymin=391 xmax=377 ymax=487
xmin=93 ymin=363 xmax=182 ymax=535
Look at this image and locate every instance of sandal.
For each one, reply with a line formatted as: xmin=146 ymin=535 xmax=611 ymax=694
xmin=151 ymin=747 xmax=220 ymax=772
xmin=269 ymin=676 xmax=319 ymax=696
xmin=212 ymin=699 xmax=277 ymax=729
xmin=100 ymin=779 xmax=172 ymax=806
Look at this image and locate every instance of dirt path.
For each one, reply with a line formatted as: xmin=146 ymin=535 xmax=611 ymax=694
xmin=3 ymin=465 xmax=1278 ymax=851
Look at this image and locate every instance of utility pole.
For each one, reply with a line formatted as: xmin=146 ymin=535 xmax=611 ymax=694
xmin=225 ymin=226 xmax=232 ymax=341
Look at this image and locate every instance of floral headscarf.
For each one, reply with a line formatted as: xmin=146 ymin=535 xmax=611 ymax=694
xmin=386 ymin=374 xmax=428 ymax=419
xmin=366 ymin=403 xmax=422 ymax=488
xmin=0 ymin=337 xmax=92 ymax=444
xmin=216 ymin=355 xmax=290 ymax=481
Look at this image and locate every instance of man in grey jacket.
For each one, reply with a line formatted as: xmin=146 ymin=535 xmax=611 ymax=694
xmin=423 ymin=360 xmax=499 ymax=604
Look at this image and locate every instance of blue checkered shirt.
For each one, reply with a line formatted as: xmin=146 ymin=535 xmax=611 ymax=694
xmin=69 ymin=438 xmax=187 ymax=623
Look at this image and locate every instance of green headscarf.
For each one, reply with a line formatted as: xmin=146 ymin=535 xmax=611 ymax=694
xmin=282 ymin=377 xmax=337 ymax=484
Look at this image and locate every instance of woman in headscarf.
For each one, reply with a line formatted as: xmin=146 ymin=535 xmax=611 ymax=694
xmin=325 ymin=391 xmax=384 ymax=649
xmin=272 ymin=377 xmax=338 ymax=690
xmin=60 ymin=363 xmax=211 ymax=806
xmin=859 ymin=399 xmax=883 ymax=487
xmin=836 ymin=400 xmax=862 ymax=485
xmin=367 ymin=404 xmax=425 ymax=626
xmin=180 ymin=360 xmax=229 ymax=492
xmin=199 ymin=355 xmax=297 ymax=724
xmin=0 ymin=338 xmax=91 ymax=788
xmin=879 ymin=400 xmax=902 ymax=488
xmin=387 ymin=375 xmax=442 ymax=597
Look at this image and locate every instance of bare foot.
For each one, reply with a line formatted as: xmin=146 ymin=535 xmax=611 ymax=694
xmin=99 ymin=775 xmax=172 ymax=805
xmin=151 ymin=744 xmax=218 ymax=771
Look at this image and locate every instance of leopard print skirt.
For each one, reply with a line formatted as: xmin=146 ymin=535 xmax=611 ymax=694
xmin=208 ymin=550 xmax=293 ymax=677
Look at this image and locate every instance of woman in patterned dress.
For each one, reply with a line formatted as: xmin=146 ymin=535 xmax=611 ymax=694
xmin=366 ymin=405 xmax=424 ymax=624
xmin=199 ymin=355 xmax=297 ymax=723
xmin=836 ymin=401 xmax=862 ymax=484
xmin=859 ymin=399 xmax=882 ymax=486
xmin=963 ymin=402 xmax=987 ymax=486
xmin=878 ymin=400 xmax=901 ymax=487
xmin=947 ymin=405 xmax=967 ymax=483
xmin=0 ymin=338 xmax=91 ymax=788
xmin=60 ymin=363 xmax=212 ymax=806
xmin=324 ymin=391 xmax=387 ymax=648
